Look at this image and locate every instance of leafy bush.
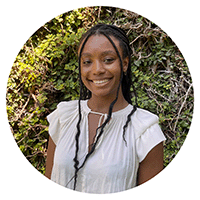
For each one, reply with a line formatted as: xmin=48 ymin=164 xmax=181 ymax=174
xmin=6 ymin=6 xmax=193 ymax=173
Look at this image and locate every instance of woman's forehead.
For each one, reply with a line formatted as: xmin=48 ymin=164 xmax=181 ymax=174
xmin=79 ymin=34 xmax=121 ymax=56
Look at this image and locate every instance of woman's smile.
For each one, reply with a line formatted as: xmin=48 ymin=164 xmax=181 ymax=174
xmin=93 ymin=79 xmax=110 ymax=84
xmin=88 ymin=77 xmax=113 ymax=86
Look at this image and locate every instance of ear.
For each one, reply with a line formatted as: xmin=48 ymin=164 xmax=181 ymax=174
xmin=123 ymin=57 xmax=129 ymax=73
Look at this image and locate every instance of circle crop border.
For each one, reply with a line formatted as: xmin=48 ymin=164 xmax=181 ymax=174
xmin=1 ymin=1 xmax=199 ymax=200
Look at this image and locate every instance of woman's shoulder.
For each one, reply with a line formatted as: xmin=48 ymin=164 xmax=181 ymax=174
xmin=131 ymin=107 xmax=159 ymax=137
xmin=57 ymin=99 xmax=79 ymax=109
xmin=48 ymin=100 xmax=79 ymax=124
xmin=134 ymin=108 xmax=159 ymax=122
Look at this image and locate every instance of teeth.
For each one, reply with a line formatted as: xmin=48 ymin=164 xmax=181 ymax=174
xmin=93 ymin=79 xmax=109 ymax=84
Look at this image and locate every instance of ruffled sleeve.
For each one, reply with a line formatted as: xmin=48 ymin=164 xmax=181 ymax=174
xmin=47 ymin=100 xmax=79 ymax=145
xmin=132 ymin=108 xmax=166 ymax=163
xmin=47 ymin=108 xmax=61 ymax=145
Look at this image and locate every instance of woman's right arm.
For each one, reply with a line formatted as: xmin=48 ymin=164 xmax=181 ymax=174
xmin=45 ymin=136 xmax=56 ymax=179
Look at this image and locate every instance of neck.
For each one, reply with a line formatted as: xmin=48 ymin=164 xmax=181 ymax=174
xmin=87 ymin=89 xmax=128 ymax=114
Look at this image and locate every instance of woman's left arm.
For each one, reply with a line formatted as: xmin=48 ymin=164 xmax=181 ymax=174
xmin=137 ymin=142 xmax=164 ymax=185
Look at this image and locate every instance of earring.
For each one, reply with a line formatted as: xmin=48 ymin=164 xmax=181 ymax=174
xmin=124 ymin=71 xmax=127 ymax=76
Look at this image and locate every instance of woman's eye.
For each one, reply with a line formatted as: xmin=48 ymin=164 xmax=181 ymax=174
xmin=83 ymin=60 xmax=92 ymax=65
xmin=104 ymin=58 xmax=115 ymax=64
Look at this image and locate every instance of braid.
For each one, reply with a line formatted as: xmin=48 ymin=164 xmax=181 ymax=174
xmin=72 ymin=98 xmax=81 ymax=189
xmin=71 ymin=24 xmax=138 ymax=190
xmin=72 ymin=32 xmax=94 ymax=189
xmin=122 ymin=105 xmax=137 ymax=146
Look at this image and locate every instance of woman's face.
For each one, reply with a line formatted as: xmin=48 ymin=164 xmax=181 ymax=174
xmin=79 ymin=34 xmax=128 ymax=99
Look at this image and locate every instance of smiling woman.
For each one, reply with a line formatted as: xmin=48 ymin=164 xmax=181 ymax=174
xmin=6 ymin=6 xmax=194 ymax=195
xmin=45 ymin=24 xmax=166 ymax=193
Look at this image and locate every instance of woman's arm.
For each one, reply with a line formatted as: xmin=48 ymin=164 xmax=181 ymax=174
xmin=45 ymin=136 xmax=56 ymax=179
xmin=137 ymin=142 xmax=164 ymax=185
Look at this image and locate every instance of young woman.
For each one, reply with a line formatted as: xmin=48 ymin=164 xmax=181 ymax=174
xmin=45 ymin=24 xmax=166 ymax=194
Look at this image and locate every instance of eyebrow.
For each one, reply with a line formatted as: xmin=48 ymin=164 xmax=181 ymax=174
xmin=81 ymin=50 xmax=117 ymax=57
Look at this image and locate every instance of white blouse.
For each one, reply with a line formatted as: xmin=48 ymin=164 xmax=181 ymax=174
xmin=47 ymin=100 xmax=166 ymax=194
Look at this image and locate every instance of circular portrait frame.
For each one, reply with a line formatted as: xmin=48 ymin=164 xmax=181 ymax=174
xmin=3 ymin=2 xmax=197 ymax=198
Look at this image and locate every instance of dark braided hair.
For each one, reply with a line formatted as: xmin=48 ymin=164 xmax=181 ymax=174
xmin=71 ymin=24 xmax=138 ymax=190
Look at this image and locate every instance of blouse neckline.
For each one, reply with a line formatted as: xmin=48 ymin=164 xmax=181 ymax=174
xmin=81 ymin=100 xmax=133 ymax=117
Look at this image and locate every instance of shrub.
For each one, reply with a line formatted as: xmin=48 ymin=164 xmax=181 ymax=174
xmin=6 ymin=6 xmax=193 ymax=173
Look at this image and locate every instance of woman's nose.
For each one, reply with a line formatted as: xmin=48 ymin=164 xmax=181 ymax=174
xmin=92 ymin=60 xmax=105 ymax=75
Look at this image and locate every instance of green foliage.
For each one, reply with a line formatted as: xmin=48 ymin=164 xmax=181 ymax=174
xmin=6 ymin=7 xmax=193 ymax=173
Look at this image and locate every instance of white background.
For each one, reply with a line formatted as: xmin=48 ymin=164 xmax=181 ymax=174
xmin=1 ymin=0 xmax=199 ymax=199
